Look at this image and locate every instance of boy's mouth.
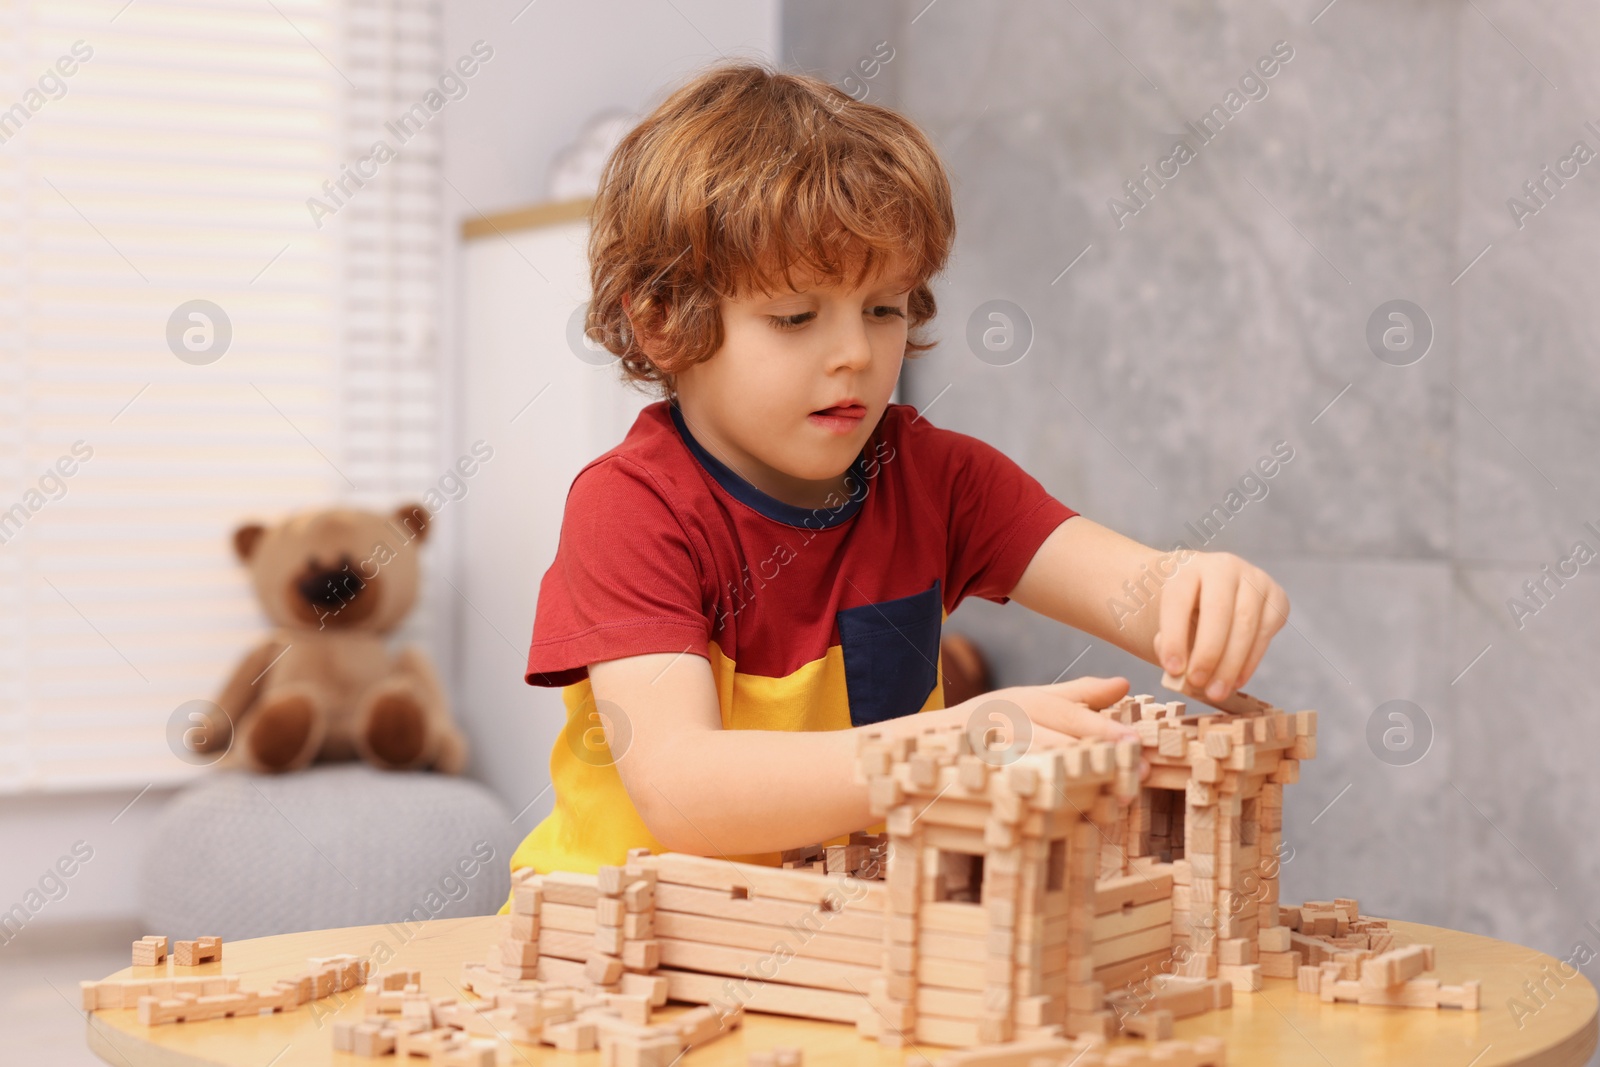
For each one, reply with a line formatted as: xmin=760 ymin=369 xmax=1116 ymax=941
xmin=808 ymin=401 xmax=867 ymax=433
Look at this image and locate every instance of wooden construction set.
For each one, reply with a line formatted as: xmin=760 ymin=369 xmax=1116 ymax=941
xmin=81 ymin=680 xmax=1479 ymax=1063
xmin=81 ymin=937 xmax=370 ymax=1026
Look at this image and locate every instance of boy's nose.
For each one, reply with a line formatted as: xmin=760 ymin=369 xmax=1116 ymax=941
xmin=827 ymin=325 xmax=874 ymax=371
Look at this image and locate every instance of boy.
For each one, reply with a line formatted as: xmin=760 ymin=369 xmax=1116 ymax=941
xmin=507 ymin=63 xmax=1288 ymax=883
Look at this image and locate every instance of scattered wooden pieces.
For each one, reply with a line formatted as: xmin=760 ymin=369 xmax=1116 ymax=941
xmin=134 ymin=954 xmax=367 ymax=1025
xmin=81 ymin=974 xmax=239 ymax=1011
xmin=1282 ymin=909 xmax=1477 ymax=1012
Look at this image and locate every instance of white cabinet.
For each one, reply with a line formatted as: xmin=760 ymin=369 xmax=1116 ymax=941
xmin=455 ymin=200 xmax=651 ymax=822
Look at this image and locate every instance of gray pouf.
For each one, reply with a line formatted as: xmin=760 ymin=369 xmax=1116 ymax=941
xmin=139 ymin=765 xmax=515 ymax=941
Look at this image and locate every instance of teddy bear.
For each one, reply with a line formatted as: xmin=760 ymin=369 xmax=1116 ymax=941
xmin=194 ymin=503 xmax=468 ymax=775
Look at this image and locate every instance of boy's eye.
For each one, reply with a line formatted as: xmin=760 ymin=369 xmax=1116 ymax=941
xmin=766 ymin=306 xmax=906 ymax=331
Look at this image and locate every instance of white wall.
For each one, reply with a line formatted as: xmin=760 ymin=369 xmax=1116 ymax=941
xmin=440 ymin=0 xmax=782 ymax=217
xmin=0 ymin=787 xmax=175 ymax=932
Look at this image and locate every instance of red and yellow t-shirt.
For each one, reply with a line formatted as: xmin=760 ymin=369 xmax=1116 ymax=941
xmin=507 ymin=398 xmax=1077 ymax=887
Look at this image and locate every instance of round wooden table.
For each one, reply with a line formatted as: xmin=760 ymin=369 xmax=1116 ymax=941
xmin=86 ymin=916 xmax=1598 ymax=1066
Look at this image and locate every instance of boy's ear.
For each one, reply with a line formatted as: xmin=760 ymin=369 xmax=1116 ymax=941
xmin=621 ymin=290 xmax=668 ymax=366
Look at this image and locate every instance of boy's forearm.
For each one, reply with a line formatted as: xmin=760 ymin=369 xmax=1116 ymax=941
xmin=629 ymin=709 xmax=965 ymax=858
xmin=632 ymin=724 xmax=876 ymax=856
xmin=1009 ymin=517 xmax=1168 ymax=663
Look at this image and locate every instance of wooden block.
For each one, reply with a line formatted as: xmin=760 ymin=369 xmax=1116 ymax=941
xmin=1158 ymin=974 xmax=1232 ymax=1013
xmin=1439 ymin=980 xmax=1481 ymax=1011
xmin=1216 ymin=963 xmax=1262 ymax=992
xmin=1091 ymin=899 xmax=1173 ymax=942
xmin=653 ymin=852 xmax=886 ymax=909
xmin=674 ymin=1003 xmax=743 ymax=1046
xmin=1092 ymin=948 xmax=1174 ymax=991
xmin=173 ymin=936 xmax=222 ymax=967
xmin=958 ymin=755 xmax=990 ymax=792
xmin=623 ymin=881 xmax=655 ymax=912
xmin=1121 ymin=1007 xmax=1174 ymax=1040
xmin=512 ymin=882 xmax=542 ymax=915
xmin=132 ymin=936 xmax=168 ymax=968
xmin=1322 ymin=978 xmax=1359 ymax=1004
xmin=1359 ymin=944 xmax=1435 ymax=990
xmin=1356 ymin=978 xmax=1442 ymax=1008
xmin=1090 ymin=924 xmax=1172 ymax=969
xmin=547 ymin=1019 xmax=601 ymax=1052
xmin=586 ymin=953 xmax=624 ymax=985
xmin=440 ymin=1039 xmax=498 ymax=1067
xmin=597 ymin=897 xmax=626 ymax=926
xmin=619 ymin=972 xmax=669 ymax=1007
xmin=1259 ymin=926 xmax=1291 ymax=953
xmin=595 ymin=925 xmax=625 ymax=955
xmin=1259 ymin=950 xmax=1302 ymax=979
xmin=597 ymin=866 xmax=628 ymax=896
xmin=501 ymin=940 xmax=539 ymax=968
xmin=543 ymin=870 xmax=601 ymax=907
xmin=1093 ymin=870 xmax=1174 ymax=915
xmin=654 ymin=911 xmax=880 ymax=967
xmin=354 ymin=1021 xmax=398 ymax=1056
xmin=1217 ymin=938 xmax=1257 ymax=966
xmin=622 ymin=939 xmax=660 ymax=972
xmin=656 ymin=938 xmax=876 ymax=994
xmin=1158 ymin=728 xmax=1187 ymax=758
xmin=1160 ymin=671 xmax=1271 ymax=715
xmin=658 ymin=972 xmax=862 ymax=1028
xmin=605 ymin=992 xmax=654 ymax=1026
xmin=538 ymin=901 xmax=595 ymax=935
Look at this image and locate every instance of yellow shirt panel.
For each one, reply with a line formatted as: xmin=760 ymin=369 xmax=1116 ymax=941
xmin=501 ymin=622 xmax=948 ymax=914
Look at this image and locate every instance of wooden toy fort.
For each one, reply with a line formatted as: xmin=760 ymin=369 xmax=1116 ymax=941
xmin=84 ymin=682 xmax=1478 ymax=1065
xmin=464 ymin=681 xmax=1478 ymax=1062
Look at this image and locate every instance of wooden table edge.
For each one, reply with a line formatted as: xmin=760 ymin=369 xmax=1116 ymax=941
xmin=82 ymin=916 xmax=1600 ymax=1066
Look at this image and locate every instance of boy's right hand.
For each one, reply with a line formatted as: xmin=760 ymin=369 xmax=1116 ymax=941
xmin=898 ymin=675 xmax=1140 ymax=761
xmin=964 ymin=673 xmax=1138 ymax=746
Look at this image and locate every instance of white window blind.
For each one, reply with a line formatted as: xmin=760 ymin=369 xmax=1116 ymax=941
xmin=0 ymin=0 xmax=444 ymax=792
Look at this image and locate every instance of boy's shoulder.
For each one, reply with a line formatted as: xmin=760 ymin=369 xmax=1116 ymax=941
xmin=564 ymin=399 xmax=689 ymax=502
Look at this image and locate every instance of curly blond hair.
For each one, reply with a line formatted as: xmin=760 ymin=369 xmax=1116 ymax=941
xmin=583 ymin=60 xmax=956 ymax=397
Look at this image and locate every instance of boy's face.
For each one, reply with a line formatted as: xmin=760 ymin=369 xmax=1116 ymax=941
xmin=671 ymin=253 xmax=914 ymax=512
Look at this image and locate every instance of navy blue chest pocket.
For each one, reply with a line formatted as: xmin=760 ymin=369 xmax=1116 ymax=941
xmin=837 ymin=578 xmax=943 ymax=728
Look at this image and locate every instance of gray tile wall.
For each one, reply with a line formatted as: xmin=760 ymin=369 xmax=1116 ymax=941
xmin=785 ymin=0 xmax=1600 ymax=983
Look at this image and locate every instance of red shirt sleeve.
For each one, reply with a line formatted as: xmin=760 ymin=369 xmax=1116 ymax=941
xmin=524 ymin=458 xmax=710 ymax=687
xmin=915 ymin=420 xmax=1079 ymax=609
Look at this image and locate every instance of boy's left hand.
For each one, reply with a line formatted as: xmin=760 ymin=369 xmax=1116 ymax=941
xmin=1152 ymin=551 xmax=1289 ymax=702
